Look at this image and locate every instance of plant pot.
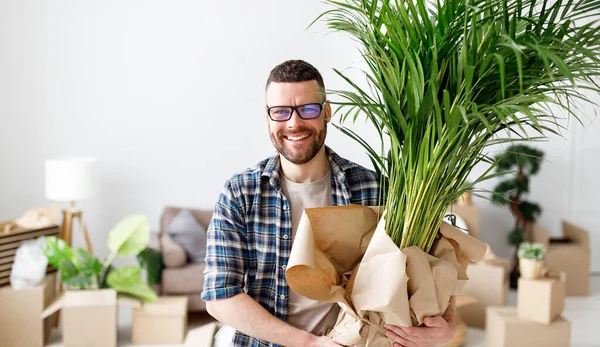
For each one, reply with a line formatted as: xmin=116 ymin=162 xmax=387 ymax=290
xmin=519 ymin=258 xmax=543 ymax=279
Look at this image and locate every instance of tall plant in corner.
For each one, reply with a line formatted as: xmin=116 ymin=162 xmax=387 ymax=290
xmin=492 ymin=144 xmax=544 ymax=287
xmin=491 ymin=146 xmax=544 ymax=245
xmin=43 ymin=215 xmax=157 ymax=302
xmin=314 ymin=0 xmax=600 ymax=252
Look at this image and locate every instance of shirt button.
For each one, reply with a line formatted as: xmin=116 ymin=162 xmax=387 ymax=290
xmin=282 ymin=265 xmax=287 ymax=270
xmin=280 ymin=294 xmax=286 ymax=300
xmin=283 ymin=234 xmax=289 ymax=240
xmin=283 ymin=205 xmax=289 ymax=211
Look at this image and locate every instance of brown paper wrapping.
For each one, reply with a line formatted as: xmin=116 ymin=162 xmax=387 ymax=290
xmin=285 ymin=205 xmax=486 ymax=346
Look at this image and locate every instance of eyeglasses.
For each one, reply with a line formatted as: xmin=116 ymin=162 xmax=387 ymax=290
xmin=266 ymin=102 xmax=326 ymax=122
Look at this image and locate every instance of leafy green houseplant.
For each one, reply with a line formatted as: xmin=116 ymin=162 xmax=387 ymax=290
xmin=315 ymin=0 xmax=600 ymax=253
xmin=491 ymin=144 xmax=544 ymax=286
xmin=517 ymin=242 xmax=545 ymax=279
xmin=492 ymin=145 xmax=544 ymax=246
xmin=43 ymin=215 xmax=157 ymax=302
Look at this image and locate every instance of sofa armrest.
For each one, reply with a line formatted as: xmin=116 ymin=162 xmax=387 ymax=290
xmin=148 ymin=231 xmax=161 ymax=251
xmin=161 ymin=232 xmax=187 ymax=268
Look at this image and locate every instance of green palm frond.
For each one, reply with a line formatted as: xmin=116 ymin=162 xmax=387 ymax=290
xmin=317 ymin=0 xmax=600 ymax=251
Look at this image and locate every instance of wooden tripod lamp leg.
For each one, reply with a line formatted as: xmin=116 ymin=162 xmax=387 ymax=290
xmin=76 ymin=215 xmax=94 ymax=255
xmin=55 ymin=208 xmax=76 ymax=329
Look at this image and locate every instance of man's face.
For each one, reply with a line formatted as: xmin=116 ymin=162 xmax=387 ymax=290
xmin=265 ymin=80 xmax=331 ymax=165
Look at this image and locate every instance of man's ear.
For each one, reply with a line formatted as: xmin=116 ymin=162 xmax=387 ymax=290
xmin=265 ymin=105 xmax=269 ymax=122
xmin=324 ymin=101 xmax=332 ymax=123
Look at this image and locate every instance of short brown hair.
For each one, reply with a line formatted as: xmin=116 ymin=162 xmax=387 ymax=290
xmin=265 ymin=60 xmax=325 ymax=96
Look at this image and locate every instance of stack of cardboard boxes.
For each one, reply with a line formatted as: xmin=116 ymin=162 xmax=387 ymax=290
xmin=486 ymin=269 xmax=570 ymax=347
xmin=1 ymin=276 xmax=190 ymax=347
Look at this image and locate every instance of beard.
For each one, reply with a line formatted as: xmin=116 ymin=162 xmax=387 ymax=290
xmin=269 ymin=122 xmax=327 ymax=165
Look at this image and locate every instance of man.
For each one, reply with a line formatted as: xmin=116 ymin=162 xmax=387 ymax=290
xmin=202 ymin=60 xmax=456 ymax=347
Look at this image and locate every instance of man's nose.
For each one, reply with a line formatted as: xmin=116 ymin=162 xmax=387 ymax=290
xmin=286 ymin=109 xmax=304 ymax=127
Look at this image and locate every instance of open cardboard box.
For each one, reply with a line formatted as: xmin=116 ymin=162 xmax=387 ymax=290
xmin=0 ymin=272 xmax=58 ymax=347
xmin=525 ymin=221 xmax=590 ymax=296
xmin=41 ymin=289 xmax=122 ymax=347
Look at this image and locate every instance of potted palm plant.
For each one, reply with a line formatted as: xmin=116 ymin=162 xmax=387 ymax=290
xmin=319 ymin=0 xmax=600 ymax=250
xmin=302 ymin=0 xmax=600 ymax=344
xmin=517 ymin=242 xmax=545 ymax=279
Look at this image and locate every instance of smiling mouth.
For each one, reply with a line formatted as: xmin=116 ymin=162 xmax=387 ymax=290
xmin=284 ymin=134 xmax=310 ymax=141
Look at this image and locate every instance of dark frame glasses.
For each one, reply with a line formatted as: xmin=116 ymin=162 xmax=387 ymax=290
xmin=266 ymin=101 xmax=326 ymax=122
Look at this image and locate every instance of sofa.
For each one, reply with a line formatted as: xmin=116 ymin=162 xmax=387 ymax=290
xmin=525 ymin=220 xmax=590 ymax=296
xmin=148 ymin=206 xmax=213 ymax=312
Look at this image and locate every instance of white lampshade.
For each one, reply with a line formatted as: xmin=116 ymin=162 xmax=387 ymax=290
xmin=45 ymin=157 xmax=98 ymax=202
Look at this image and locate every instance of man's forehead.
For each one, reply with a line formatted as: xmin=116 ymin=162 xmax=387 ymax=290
xmin=266 ymin=80 xmax=321 ymax=92
xmin=266 ymin=80 xmax=323 ymax=101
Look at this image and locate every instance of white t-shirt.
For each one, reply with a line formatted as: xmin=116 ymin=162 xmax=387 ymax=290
xmin=280 ymin=169 xmax=340 ymax=336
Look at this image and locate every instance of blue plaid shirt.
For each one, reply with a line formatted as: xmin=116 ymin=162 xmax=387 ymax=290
xmin=201 ymin=146 xmax=382 ymax=347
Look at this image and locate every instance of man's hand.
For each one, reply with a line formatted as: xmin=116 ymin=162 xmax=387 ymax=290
xmin=306 ymin=335 xmax=344 ymax=347
xmin=384 ymin=296 xmax=456 ymax=347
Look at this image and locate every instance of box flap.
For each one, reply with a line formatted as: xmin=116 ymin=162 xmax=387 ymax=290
xmin=541 ymin=269 xmax=566 ymax=283
xmin=64 ymin=289 xmax=116 ymax=307
xmin=138 ymin=296 xmax=188 ymax=316
xmin=117 ymin=294 xmax=142 ymax=309
xmin=41 ymin=293 xmax=65 ymax=319
xmin=562 ymin=220 xmax=590 ymax=250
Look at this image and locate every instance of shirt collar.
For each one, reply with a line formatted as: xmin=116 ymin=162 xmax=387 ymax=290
xmin=262 ymin=145 xmax=350 ymax=188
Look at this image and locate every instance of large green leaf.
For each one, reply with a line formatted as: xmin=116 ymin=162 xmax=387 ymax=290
xmin=136 ymin=247 xmax=163 ymax=285
xmin=43 ymin=236 xmax=75 ymax=269
xmin=76 ymin=249 xmax=102 ymax=279
xmin=107 ymin=215 xmax=150 ymax=257
xmin=106 ymin=266 xmax=157 ymax=302
xmin=44 ymin=237 xmax=97 ymax=289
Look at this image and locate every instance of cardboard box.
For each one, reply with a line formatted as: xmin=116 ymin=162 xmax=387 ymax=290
xmin=42 ymin=289 xmax=117 ymax=347
xmin=131 ymin=296 xmax=189 ymax=344
xmin=517 ymin=271 xmax=566 ymax=324
xmin=486 ymin=306 xmax=570 ymax=347
xmin=0 ymin=273 xmax=58 ymax=347
xmin=525 ymin=221 xmax=590 ymax=296
xmin=458 ymin=256 xmax=509 ymax=328
xmin=185 ymin=321 xmax=223 ymax=346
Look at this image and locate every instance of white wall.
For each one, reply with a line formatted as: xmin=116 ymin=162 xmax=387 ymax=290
xmin=1 ymin=0 xmax=598 ymax=271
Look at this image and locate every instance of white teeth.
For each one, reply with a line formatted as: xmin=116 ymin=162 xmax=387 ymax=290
xmin=285 ymin=134 xmax=309 ymax=141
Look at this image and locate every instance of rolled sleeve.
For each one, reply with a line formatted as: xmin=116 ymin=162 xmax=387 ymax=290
xmin=201 ymin=180 xmax=248 ymax=302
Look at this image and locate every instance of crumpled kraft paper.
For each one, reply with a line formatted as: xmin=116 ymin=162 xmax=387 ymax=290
xmin=285 ymin=205 xmax=487 ymax=346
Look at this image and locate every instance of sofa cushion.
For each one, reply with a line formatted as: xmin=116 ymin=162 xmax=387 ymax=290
xmin=168 ymin=209 xmax=208 ymax=264
xmin=162 ymin=263 xmax=206 ymax=294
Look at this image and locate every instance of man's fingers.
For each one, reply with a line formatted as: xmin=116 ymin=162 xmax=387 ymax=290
xmin=385 ymin=328 xmax=419 ymax=347
xmin=442 ymin=296 xmax=456 ymax=324
xmin=423 ymin=315 xmax=447 ymax=328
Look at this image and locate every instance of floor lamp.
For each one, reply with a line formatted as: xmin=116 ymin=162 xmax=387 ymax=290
xmin=45 ymin=157 xmax=98 ymax=253
xmin=45 ymin=157 xmax=98 ymax=326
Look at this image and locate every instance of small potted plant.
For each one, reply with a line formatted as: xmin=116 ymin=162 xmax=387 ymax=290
xmin=43 ymin=214 xmax=157 ymax=302
xmin=518 ymin=242 xmax=545 ymax=279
